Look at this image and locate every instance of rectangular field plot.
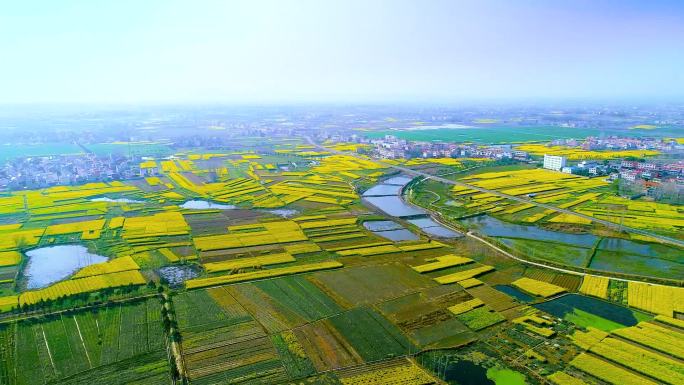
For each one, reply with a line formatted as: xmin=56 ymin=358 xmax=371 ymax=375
xmin=328 ymin=307 xmax=415 ymax=362
xmin=270 ymin=330 xmax=317 ymax=379
xmin=253 ymin=276 xmax=343 ymax=322
xmin=376 ymin=286 xmax=476 ymax=349
xmin=294 ymin=320 xmax=364 ymax=372
xmin=174 ymin=289 xmax=249 ymax=331
xmin=467 ymin=285 xmax=520 ymax=312
xmin=225 ymin=284 xmax=309 ymax=333
xmin=334 ymin=357 xmax=439 ymax=385
xmin=0 ymin=298 xmax=170 ymax=385
xmin=311 ymin=264 xmax=436 ymax=308
xmin=184 ymin=335 xmax=288 ymax=385
xmin=174 ymin=288 xmax=290 ymax=384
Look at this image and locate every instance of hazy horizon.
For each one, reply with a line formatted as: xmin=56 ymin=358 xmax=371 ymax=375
xmin=2 ymin=0 xmax=683 ymax=104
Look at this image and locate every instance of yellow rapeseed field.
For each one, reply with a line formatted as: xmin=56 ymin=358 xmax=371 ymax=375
xmin=448 ymin=298 xmax=484 ymax=315
xmin=0 ymin=251 xmax=21 ymax=267
xmin=45 ymin=219 xmax=106 ymax=236
xmin=203 ymin=253 xmax=296 ymax=273
xmin=338 ymin=360 xmax=438 ymax=385
xmin=547 ymin=372 xmax=589 ymax=385
xmin=123 ymin=211 xmax=189 ymax=239
xmin=579 ymin=275 xmax=609 ymax=299
xmin=434 ymin=265 xmax=494 ymax=284
xmin=0 ymin=295 xmax=18 ymax=312
xmin=19 ymin=270 xmax=146 ymax=306
xmin=512 ymin=277 xmax=566 ymax=297
xmin=515 ymin=144 xmax=660 ymax=160
xmin=186 ymin=261 xmax=343 ymax=289
xmin=72 ymin=256 xmax=140 ymax=278
xmin=411 ymin=254 xmax=473 ymax=273
xmin=194 ymin=220 xmax=307 ymax=251
xmin=627 ymin=282 xmax=684 ymax=317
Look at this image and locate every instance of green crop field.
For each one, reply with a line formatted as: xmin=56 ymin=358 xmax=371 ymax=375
xmin=0 ymin=143 xmax=84 ymax=163
xmin=328 ymin=307 xmax=415 ymax=361
xmin=253 ymin=276 xmax=343 ymax=321
xmin=0 ymin=298 xmax=169 ymax=385
xmin=361 ymin=125 xmax=676 ymax=144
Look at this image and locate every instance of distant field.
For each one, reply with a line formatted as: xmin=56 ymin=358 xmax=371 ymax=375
xmin=362 ymin=125 xmax=679 ymax=143
xmin=84 ymin=142 xmax=173 ymax=157
xmin=0 ymin=143 xmax=84 ymax=162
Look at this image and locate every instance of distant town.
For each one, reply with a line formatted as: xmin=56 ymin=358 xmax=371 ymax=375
xmin=1 ymin=104 xmax=682 ymax=203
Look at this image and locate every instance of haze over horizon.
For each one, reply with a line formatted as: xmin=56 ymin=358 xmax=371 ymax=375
xmin=2 ymin=0 xmax=683 ymax=104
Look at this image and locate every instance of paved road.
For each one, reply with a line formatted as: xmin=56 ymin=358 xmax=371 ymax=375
xmin=307 ymin=137 xmax=684 ymax=248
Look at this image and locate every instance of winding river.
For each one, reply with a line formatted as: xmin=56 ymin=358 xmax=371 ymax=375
xmin=362 ymin=176 xmax=461 ymax=239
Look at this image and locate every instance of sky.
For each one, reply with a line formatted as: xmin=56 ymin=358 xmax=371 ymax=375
xmin=1 ymin=0 xmax=683 ymax=104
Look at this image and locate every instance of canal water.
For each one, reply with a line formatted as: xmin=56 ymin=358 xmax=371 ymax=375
xmin=362 ymin=176 xmax=461 ymax=238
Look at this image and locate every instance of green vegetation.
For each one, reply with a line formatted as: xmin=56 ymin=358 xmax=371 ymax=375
xmin=0 ymin=143 xmax=84 ymax=163
xmin=271 ymin=331 xmax=316 ymax=379
xmin=0 ymin=298 xmax=170 ymax=385
xmin=487 ymin=366 xmax=528 ymax=385
xmin=254 ymin=275 xmax=343 ymax=321
xmin=363 ymin=126 xmax=610 ymax=143
xmin=455 ymin=305 xmax=506 ymax=331
xmin=328 ymin=307 xmax=415 ymax=361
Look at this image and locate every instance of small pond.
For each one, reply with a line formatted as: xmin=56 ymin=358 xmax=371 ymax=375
xmin=460 ymin=215 xmax=598 ymax=248
xmin=180 ymin=200 xmax=237 ymax=210
xmin=408 ymin=217 xmax=461 ymax=238
xmin=373 ymin=229 xmax=420 ymax=241
xmin=420 ymin=225 xmax=461 ymax=238
xmin=91 ymin=197 xmax=144 ymax=203
xmin=494 ymin=285 xmax=534 ymax=303
xmin=363 ymin=220 xmax=403 ymax=232
xmin=443 ymin=360 xmax=494 ymax=385
xmin=363 ymin=221 xmax=419 ymax=241
xmin=158 ymin=265 xmax=200 ymax=288
xmin=598 ymin=238 xmax=683 ymax=259
xmin=262 ymin=209 xmax=299 ymax=218
xmin=24 ymin=245 xmax=108 ymax=289
xmin=534 ymin=293 xmax=650 ymax=330
xmin=589 ymin=250 xmax=684 ymax=280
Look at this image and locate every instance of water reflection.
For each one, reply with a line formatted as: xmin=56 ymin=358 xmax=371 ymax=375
xmin=180 ymin=200 xmax=237 ymax=210
xmin=24 ymin=245 xmax=108 ymax=289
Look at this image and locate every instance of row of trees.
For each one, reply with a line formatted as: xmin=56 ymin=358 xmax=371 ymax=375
xmin=11 ymin=281 xmax=156 ymax=315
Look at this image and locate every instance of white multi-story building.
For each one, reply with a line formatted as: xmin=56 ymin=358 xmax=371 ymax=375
xmin=543 ymin=154 xmax=567 ymax=171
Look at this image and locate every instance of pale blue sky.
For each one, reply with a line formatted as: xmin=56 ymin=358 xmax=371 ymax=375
xmin=1 ymin=0 xmax=683 ymax=103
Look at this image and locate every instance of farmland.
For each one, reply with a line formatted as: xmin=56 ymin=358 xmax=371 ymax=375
xmin=407 ymin=167 xmax=684 ymax=281
xmin=0 ymin=138 xmax=681 ymax=385
xmin=363 ymin=125 xmax=650 ymax=144
xmin=0 ymin=298 xmax=170 ymax=384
